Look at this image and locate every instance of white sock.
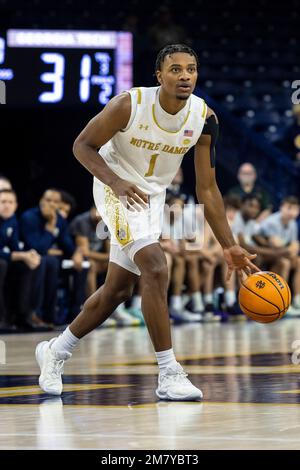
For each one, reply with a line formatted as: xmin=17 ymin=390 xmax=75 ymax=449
xmin=204 ymin=293 xmax=213 ymax=305
xmin=155 ymin=348 xmax=177 ymax=373
xmin=170 ymin=295 xmax=182 ymax=311
xmin=191 ymin=292 xmax=204 ymax=311
xmin=293 ymin=294 xmax=300 ymax=308
xmin=225 ymin=290 xmax=236 ymax=307
xmin=51 ymin=327 xmax=79 ymax=355
xmin=131 ymin=295 xmax=142 ymax=309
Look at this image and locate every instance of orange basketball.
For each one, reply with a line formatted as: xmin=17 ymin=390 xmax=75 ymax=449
xmin=238 ymin=271 xmax=291 ymax=323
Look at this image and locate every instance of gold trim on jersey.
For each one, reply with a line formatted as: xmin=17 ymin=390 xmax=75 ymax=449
xmin=104 ymin=185 xmax=133 ymax=247
xmin=202 ymin=100 xmax=207 ymax=119
xmin=152 ymin=104 xmax=191 ymax=134
xmin=131 ymin=87 xmax=142 ymax=104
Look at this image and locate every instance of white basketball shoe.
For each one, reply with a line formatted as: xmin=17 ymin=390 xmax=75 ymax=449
xmin=35 ymin=338 xmax=71 ymax=395
xmin=156 ymin=362 xmax=203 ymax=401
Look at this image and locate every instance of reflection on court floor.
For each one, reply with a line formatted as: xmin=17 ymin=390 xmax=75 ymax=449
xmin=1 ymin=321 xmax=300 ymax=449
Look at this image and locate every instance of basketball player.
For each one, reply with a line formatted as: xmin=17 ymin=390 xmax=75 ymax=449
xmin=36 ymin=44 xmax=259 ymax=401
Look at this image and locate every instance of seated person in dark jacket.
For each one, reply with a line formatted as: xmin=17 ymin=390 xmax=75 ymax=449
xmin=0 ymin=189 xmax=40 ymax=329
xmin=226 ymin=163 xmax=273 ymax=222
xmin=69 ymin=205 xmax=109 ymax=297
xmin=58 ymin=190 xmax=77 ymax=220
xmin=20 ymin=188 xmax=85 ymax=326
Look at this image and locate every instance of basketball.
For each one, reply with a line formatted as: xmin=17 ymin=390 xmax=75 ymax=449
xmin=239 ymin=271 xmax=291 ymax=323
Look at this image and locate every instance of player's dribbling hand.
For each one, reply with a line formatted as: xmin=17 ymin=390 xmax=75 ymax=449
xmin=223 ymin=245 xmax=260 ymax=283
xmin=110 ymin=178 xmax=149 ymax=211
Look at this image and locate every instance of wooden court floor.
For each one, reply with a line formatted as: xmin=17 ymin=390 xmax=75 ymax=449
xmin=1 ymin=320 xmax=300 ymax=450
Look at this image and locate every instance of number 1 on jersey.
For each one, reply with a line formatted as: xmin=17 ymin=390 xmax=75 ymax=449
xmin=144 ymin=153 xmax=159 ymax=177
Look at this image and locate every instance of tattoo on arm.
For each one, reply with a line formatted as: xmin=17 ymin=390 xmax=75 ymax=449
xmin=202 ymin=114 xmax=219 ymax=168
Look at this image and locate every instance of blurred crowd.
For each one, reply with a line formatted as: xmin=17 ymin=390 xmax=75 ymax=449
xmin=1 ymin=163 xmax=300 ymax=333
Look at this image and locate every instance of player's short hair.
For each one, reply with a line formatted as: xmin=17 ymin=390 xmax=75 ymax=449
xmin=280 ymin=195 xmax=299 ymax=206
xmin=155 ymin=44 xmax=200 ymax=72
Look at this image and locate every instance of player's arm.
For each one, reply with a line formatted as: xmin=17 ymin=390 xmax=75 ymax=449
xmin=73 ymin=93 xmax=148 ymax=206
xmin=194 ymin=106 xmax=260 ymax=280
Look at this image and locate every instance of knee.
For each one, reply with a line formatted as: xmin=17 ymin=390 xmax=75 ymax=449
xmin=104 ymin=284 xmax=134 ymax=304
xmin=142 ymin=259 xmax=168 ymax=284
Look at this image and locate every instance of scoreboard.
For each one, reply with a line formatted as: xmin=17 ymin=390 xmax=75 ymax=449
xmin=0 ymin=29 xmax=133 ymax=107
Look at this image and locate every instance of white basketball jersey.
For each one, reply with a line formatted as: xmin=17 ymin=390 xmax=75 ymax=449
xmin=97 ymin=86 xmax=207 ymax=195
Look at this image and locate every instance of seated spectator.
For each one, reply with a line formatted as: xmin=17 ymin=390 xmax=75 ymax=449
xmin=58 ymin=190 xmax=77 ymax=220
xmin=223 ymin=195 xmax=241 ymax=224
xmin=186 ymin=196 xmax=241 ymax=320
xmin=232 ymin=195 xmax=261 ymax=248
xmin=184 ymin=218 xmax=222 ymax=322
xmin=20 ymin=188 xmax=86 ymax=327
xmin=69 ymin=206 xmax=139 ymax=326
xmin=0 ymin=189 xmax=40 ymax=330
xmin=69 ymin=206 xmax=109 ymax=297
xmin=234 ymin=195 xmax=296 ymax=289
xmin=161 ymin=194 xmax=202 ymax=323
xmin=167 ymin=167 xmax=194 ymax=204
xmin=0 ymin=174 xmax=12 ymax=191
xmin=226 ymin=163 xmax=273 ymax=221
xmin=253 ymin=196 xmax=300 ymax=316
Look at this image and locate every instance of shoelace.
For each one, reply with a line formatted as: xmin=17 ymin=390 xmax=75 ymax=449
xmin=47 ymin=358 xmax=64 ymax=380
xmin=161 ymin=369 xmax=189 ymax=385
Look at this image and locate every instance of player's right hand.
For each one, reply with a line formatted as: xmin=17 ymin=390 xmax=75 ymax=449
xmin=110 ymin=178 xmax=149 ymax=210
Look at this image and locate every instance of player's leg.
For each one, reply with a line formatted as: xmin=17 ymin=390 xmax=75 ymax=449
xmin=35 ymin=260 xmax=139 ymax=395
xmin=133 ymin=242 xmax=202 ymax=401
xmin=89 ymin=259 xmax=108 ymax=296
xmin=134 ymin=242 xmax=171 ymax=351
xmin=69 ymin=261 xmax=138 ymax=336
xmin=128 ymin=278 xmax=145 ymax=325
xmin=164 ymin=251 xmax=173 ymax=288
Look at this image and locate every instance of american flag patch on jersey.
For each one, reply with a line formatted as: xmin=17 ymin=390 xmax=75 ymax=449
xmin=184 ymin=129 xmax=193 ymax=136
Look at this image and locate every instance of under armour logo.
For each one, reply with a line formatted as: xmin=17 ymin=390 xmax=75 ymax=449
xmin=256 ymin=280 xmax=266 ymax=289
xmin=139 ymin=124 xmax=149 ymax=130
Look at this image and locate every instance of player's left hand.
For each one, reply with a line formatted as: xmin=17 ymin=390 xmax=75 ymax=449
xmin=223 ymin=245 xmax=260 ymax=282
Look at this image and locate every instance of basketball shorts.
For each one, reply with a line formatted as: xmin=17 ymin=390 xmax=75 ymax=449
xmin=93 ymin=177 xmax=166 ymax=276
